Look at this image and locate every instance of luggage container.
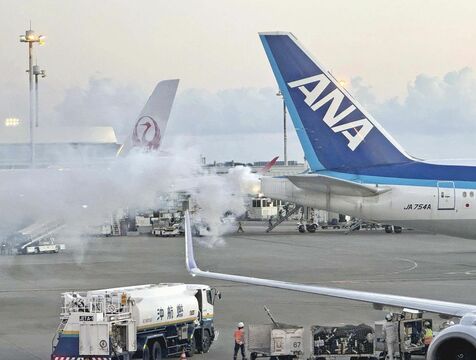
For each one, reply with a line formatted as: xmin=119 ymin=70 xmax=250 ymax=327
xmin=248 ymin=307 xmax=304 ymax=360
xmin=310 ymin=324 xmax=377 ymax=360
xmin=310 ymin=310 xmax=431 ymax=360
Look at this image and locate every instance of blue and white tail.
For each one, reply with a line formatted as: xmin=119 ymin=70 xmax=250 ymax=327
xmin=259 ymin=32 xmax=412 ymax=173
xmin=120 ymin=79 xmax=179 ymax=155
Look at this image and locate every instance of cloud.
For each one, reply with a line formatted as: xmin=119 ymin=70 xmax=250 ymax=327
xmin=50 ymin=80 xmax=291 ymax=162
xmin=53 ymin=77 xmax=145 ymax=142
xmin=168 ymin=87 xmax=282 ymax=136
xmin=350 ymin=67 xmax=476 ymax=159
xmin=35 ymin=68 xmax=476 ymax=162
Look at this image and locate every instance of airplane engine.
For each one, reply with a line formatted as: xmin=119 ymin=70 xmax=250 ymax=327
xmin=427 ymin=313 xmax=476 ymax=360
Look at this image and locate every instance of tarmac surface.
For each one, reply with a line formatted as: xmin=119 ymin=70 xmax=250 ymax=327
xmin=1 ymin=222 xmax=476 ymax=359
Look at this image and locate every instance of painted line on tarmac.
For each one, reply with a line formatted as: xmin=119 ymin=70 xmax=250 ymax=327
xmin=391 ymin=258 xmax=419 ymax=274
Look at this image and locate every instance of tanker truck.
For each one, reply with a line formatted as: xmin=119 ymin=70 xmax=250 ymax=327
xmin=51 ymin=283 xmax=220 ymax=360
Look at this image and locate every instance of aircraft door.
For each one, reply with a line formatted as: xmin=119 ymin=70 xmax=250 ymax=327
xmin=437 ymin=181 xmax=455 ymax=210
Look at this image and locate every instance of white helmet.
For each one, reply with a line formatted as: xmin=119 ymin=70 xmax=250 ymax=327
xmin=385 ymin=313 xmax=393 ymax=321
xmin=238 ymin=322 xmax=244 ymax=328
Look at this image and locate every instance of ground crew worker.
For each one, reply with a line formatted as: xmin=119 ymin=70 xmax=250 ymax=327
xmin=383 ymin=313 xmax=398 ymax=360
xmin=237 ymin=221 xmax=244 ymax=233
xmin=233 ymin=322 xmax=247 ymax=360
xmin=423 ymin=321 xmax=433 ymax=353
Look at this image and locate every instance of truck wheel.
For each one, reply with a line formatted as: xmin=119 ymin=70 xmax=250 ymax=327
xmin=384 ymin=225 xmax=393 ymax=233
xmin=201 ymin=330 xmax=211 ymax=353
xmin=394 ymin=226 xmax=402 ymax=233
xmin=151 ymin=341 xmax=163 ymax=360
xmin=306 ymin=224 xmax=317 ymax=233
xmin=250 ymin=352 xmax=257 ymax=360
xmin=298 ymin=225 xmax=306 ymax=233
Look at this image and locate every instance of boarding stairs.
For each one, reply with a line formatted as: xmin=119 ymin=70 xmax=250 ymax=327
xmin=345 ymin=219 xmax=363 ymax=234
xmin=18 ymin=221 xmax=65 ymax=251
xmin=111 ymin=214 xmax=121 ymax=236
xmin=266 ymin=203 xmax=302 ymax=232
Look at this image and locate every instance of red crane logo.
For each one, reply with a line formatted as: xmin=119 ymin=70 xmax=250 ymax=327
xmin=132 ymin=116 xmax=161 ymax=150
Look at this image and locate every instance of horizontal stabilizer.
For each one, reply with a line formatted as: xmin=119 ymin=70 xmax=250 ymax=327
xmin=287 ymin=174 xmax=390 ymax=197
xmin=184 ymin=211 xmax=476 ymax=318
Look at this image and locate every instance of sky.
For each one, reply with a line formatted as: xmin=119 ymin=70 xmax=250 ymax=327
xmin=1 ymin=0 xmax=476 ymax=162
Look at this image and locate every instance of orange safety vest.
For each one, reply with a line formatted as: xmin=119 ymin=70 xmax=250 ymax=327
xmin=234 ymin=329 xmax=245 ymax=344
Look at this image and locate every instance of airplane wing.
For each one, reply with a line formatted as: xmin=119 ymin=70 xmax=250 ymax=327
xmin=287 ymin=174 xmax=390 ymax=197
xmin=184 ymin=211 xmax=476 ymax=318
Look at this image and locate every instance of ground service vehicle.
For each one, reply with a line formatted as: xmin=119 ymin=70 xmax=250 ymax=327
xmin=310 ymin=312 xmax=430 ymax=360
xmin=152 ymin=220 xmax=180 ymax=237
xmin=51 ymin=283 xmax=219 ymax=360
xmin=248 ymin=324 xmax=304 ymax=360
xmin=21 ymin=239 xmax=65 ymax=254
xmin=12 ymin=220 xmax=66 ymax=255
xmin=374 ymin=311 xmax=430 ymax=360
xmin=311 ymin=324 xmax=376 ymax=360
xmin=248 ymin=307 xmax=304 ymax=360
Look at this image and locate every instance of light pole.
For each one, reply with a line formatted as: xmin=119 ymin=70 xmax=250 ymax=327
xmin=20 ymin=27 xmax=45 ymax=167
xmin=33 ymin=65 xmax=46 ymax=127
xmin=276 ymin=90 xmax=287 ymax=166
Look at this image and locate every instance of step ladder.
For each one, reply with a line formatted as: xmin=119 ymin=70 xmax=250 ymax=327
xmin=266 ymin=204 xmax=302 ymax=233
xmin=111 ymin=216 xmax=121 ymax=236
xmin=345 ymin=219 xmax=363 ymax=234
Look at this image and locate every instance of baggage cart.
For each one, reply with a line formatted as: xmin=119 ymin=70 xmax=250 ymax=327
xmin=248 ymin=307 xmax=304 ymax=360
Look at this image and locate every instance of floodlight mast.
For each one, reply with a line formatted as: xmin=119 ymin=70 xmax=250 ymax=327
xmin=276 ymin=90 xmax=287 ymax=166
xmin=33 ymin=65 xmax=46 ymax=128
xmin=20 ymin=27 xmax=45 ymax=167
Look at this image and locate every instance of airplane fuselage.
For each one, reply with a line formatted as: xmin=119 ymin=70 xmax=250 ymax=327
xmin=262 ymin=176 xmax=476 ymax=239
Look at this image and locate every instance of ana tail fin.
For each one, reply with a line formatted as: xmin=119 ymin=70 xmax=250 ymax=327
xmin=259 ymin=32 xmax=411 ymax=172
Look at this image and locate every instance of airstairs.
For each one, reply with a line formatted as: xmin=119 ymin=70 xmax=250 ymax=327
xmin=266 ymin=203 xmax=302 ymax=232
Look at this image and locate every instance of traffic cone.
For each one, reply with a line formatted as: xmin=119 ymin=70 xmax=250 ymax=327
xmin=180 ymin=350 xmax=187 ymax=359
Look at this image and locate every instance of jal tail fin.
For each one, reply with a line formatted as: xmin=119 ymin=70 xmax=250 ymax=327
xmin=258 ymin=156 xmax=279 ymax=175
xmin=259 ymin=32 xmax=412 ymax=173
xmin=120 ymin=79 xmax=179 ymax=155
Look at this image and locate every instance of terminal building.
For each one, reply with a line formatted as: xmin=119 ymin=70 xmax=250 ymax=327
xmin=0 ymin=125 xmax=120 ymax=168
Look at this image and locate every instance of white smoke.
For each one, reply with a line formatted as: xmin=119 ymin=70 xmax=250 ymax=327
xmin=189 ymin=166 xmax=259 ymax=247
xmin=0 ymin=141 xmax=259 ymax=254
